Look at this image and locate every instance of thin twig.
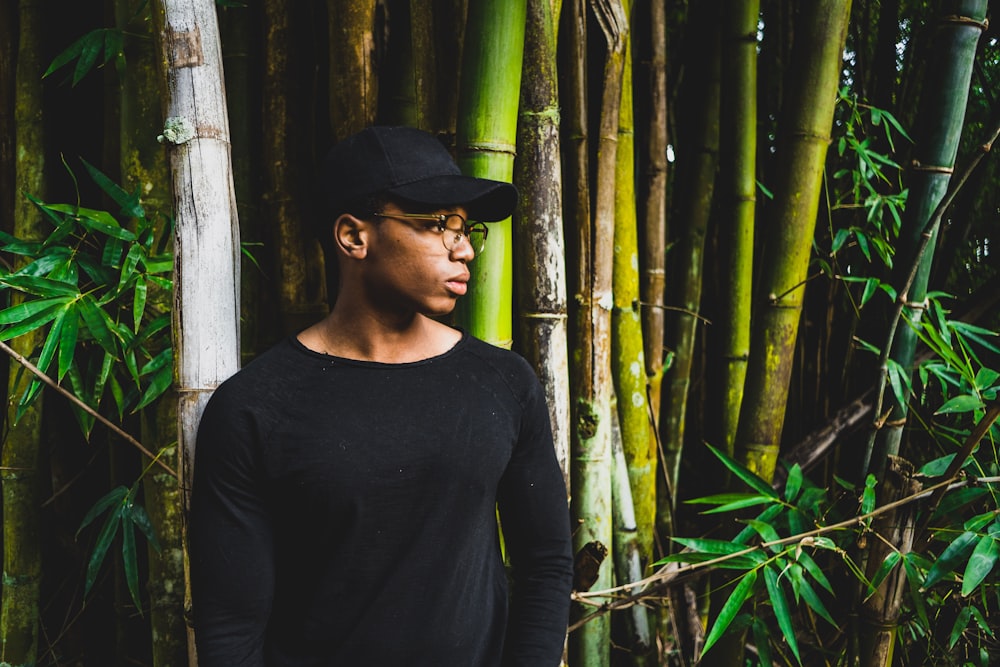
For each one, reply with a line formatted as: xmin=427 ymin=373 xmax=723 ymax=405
xmin=0 ymin=339 xmax=178 ymax=479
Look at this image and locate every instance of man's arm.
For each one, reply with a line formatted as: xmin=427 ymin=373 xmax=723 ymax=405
xmin=189 ymin=386 xmax=275 ymax=666
xmin=497 ymin=376 xmax=574 ymax=666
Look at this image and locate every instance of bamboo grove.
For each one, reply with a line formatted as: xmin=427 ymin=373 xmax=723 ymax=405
xmin=1 ymin=0 xmax=999 ymax=665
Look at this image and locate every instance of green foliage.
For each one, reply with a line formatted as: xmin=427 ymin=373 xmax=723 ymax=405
xmin=76 ymin=479 xmax=161 ymax=613
xmin=42 ymin=28 xmax=126 ymax=85
xmin=827 ymin=86 xmax=912 ymax=272
xmin=662 ymin=417 xmax=1000 ymax=665
xmin=0 ymin=159 xmax=173 ymax=434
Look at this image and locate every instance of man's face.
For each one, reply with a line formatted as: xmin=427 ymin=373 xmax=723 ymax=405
xmin=359 ymin=203 xmax=477 ymax=318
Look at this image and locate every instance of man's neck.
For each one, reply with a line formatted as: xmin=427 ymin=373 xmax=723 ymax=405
xmin=297 ymin=309 xmax=461 ymax=363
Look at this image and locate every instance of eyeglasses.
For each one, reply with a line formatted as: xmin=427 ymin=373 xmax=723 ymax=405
xmin=372 ymin=212 xmax=488 ymax=254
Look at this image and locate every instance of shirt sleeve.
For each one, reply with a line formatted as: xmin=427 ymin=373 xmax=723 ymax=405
xmin=189 ymin=383 xmax=275 ymax=667
xmin=496 ymin=371 xmax=574 ymax=666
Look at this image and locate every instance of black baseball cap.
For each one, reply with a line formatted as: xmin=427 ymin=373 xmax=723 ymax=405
xmin=319 ymin=125 xmax=518 ymax=223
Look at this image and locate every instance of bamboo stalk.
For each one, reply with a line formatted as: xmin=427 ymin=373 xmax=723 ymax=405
xmin=863 ymin=0 xmax=988 ymax=480
xmin=636 ymin=0 xmax=668 ymax=440
xmin=515 ymin=0 xmax=570 ymax=488
xmin=153 ymin=1 xmax=242 ymax=661
xmin=264 ymin=0 xmax=328 ymax=327
xmin=610 ymin=15 xmax=655 ymax=659
xmin=733 ymin=0 xmax=852 ymax=484
xmin=453 ymin=0 xmax=527 ymax=348
xmin=562 ymin=0 xmax=596 ymax=658
xmin=569 ymin=1 xmax=628 ymax=664
xmin=0 ymin=0 xmax=47 ymax=661
xmin=714 ymin=0 xmax=758 ymax=459
xmin=116 ymin=1 xmax=189 ymax=661
xmin=326 ymin=0 xmax=378 ymax=139
xmin=659 ymin=0 xmax=720 ymax=534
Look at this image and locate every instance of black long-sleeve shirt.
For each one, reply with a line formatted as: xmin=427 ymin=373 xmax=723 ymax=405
xmin=189 ymin=332 xmax=573 ymax=666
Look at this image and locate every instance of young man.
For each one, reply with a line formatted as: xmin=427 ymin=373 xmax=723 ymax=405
xmin=189 ymin=125 xmax=574 ymax=666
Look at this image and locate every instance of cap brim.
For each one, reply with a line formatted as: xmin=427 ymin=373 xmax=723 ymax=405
xmin=388 ymin=175 xmax=518 ymax=222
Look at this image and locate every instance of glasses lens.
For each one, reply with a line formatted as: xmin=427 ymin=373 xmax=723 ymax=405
xmin=467 ymin=225 xmax=487 ymax=254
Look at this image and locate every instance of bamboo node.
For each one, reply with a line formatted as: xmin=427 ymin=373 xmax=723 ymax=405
xmin=459 ymin=140 xmax=517 ymax=157
xmin=909 ymin=161 xmax=954 ymax=174
xmin=520 ymin=312 xmax=568 ymax=320
xmin=940 ymin=14 xmax=989 ymax=31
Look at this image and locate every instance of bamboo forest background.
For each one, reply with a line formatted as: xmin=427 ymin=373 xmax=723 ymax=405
xmin=1 ymin=0 xmax=999 ymax=665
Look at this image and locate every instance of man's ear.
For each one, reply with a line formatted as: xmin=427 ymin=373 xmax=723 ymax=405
xmin=333 ymin=214 xmax=369 ymax=258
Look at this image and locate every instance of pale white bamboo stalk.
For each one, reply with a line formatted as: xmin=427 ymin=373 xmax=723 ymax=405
xmin=154 ymin=1 xmax=241 ymax=663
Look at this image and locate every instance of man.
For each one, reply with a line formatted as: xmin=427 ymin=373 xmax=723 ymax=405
xmin=189 ymin=125 xmax=574 ymax=666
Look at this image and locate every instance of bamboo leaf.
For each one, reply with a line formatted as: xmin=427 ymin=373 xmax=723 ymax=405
xmin=78 ymin=295 xmax=120 ymax=356
xmin=115 ymin=243 xmax=143 ymax=295
xmin=80 ymin=157 xmax=145 ymax=219
xmin=950 ymin=606 xmax=973 ymax=649
xmin=77 ymin=486 xmax=128 ymax=535
xmin=783 ymin=464 xmax=803 ymax=502
xmin=656 ymin=550 xmax=764 ymax=570
xmin=122 ymin=517 xmax=141 ymax=611
xmin=867 ymin=551 xmax=902 ymax=598
xmin=862 ymin=474 xmax=877 ymax=514
xmin=924 ymin=531 xmax=979 ymax=589
xmin=699 ymin=495 xmax=777 ymax=514
xmin=702 ymin=569 xmax=758 ymax=656
xmin=764 ymin=564 xmax=801 ymax=663
xmin=734 ymin=504 xmax=785 ymax=545
xmin=82 ymin=503 xmax=123 ymax=597
xmin=970 ymin=605 xmax=995 ymax=638
xmin=751 ymin=616 xmax=774 ymax=667
xmin=932 ymin=487 xmax=988 ymax=521
xmin=0 ymin=274 xmax=79 ymax=297
xmin=671 ymin=537 xmax=759 ymax=555
xmin=0 ymin=295 xmax=72 ymax=326
xmin=936 ymin=394 xmax=984 ymax=415
xmin=961 ymin=535 xmax=999 ymax=596
xmin=135 ymin=363 xmax=173 ymax=412
xmin=0 ymin=299 xmax=68 ymax=340
xmin=788 ymin=563 xmax=836 ymax=626
xmin=129 ymin=502 xmax=161 ymax=552
xmin=133 ymin=275 xmax=147 ymax=332
xmin=744 ymin=519 xmax=782 ymax=546
xmin=43 ymin=203 xmax=136 ymax=241
xmin=704 ymin=443 xmax=779 ymax=498
xmin=796 ymin=549 xmax=834 ymax=594
xmin=58 ymin=306 xmax=80 ymax=381
xmin=904 ymin=555 xmax=930 ymax=629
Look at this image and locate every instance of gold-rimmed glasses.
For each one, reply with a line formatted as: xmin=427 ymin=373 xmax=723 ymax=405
xmin=372 ymin=212 xmax=488 ymax=254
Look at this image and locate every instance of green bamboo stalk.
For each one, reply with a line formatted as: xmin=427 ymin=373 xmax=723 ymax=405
xmin=569 ymin=1 xmax=628 ymax=664
xmin=116 ymin=1 xmax=187 ymax=663
xmin=659 ymin=0 xmax=720 ymax=530
xmin=453 ymin=0 xmax=526 ymax=348
xmin=863 ymin=0 xmax=987 ymax=481
xmin=1 ymin=1 xmax=47 ymax=662
xmin=733 ymin=0 xmax=852 ymax=484
xmin=714 ymin=0 xmax=758 ymax=459
xmin=699 ymin=5 xmax=759 ymax=664
xmin=264 ymin=0 xmax=328 ymax=327
xmin=326 ymin=0 xmax=378 ymax=139
xmin=515 ymin=0 xmax=570 ymax=487
xmin=610 ymin=18 xmax=655 ymax=659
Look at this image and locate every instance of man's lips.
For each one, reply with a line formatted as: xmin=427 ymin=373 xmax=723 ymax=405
xmin=446 ymin=276 xmax=469 ymax=295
